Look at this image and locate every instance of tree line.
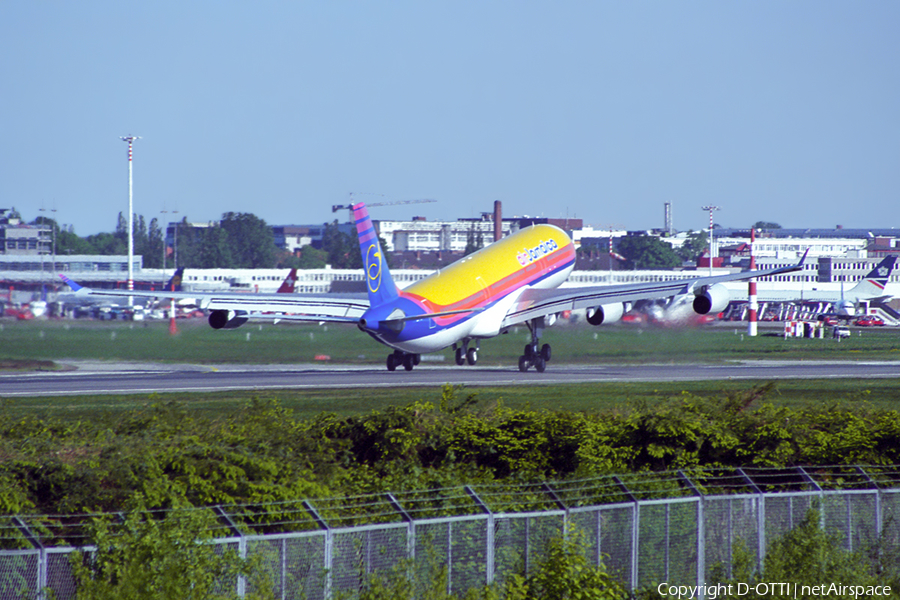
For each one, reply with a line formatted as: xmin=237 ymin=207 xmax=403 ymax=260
xmin=581 ymin=220 xmax=782 ymax=270
xmin=27 ymin=206 xmax=780 ymax=272
xmin=28 ymin=211 xmax=373 ymax=270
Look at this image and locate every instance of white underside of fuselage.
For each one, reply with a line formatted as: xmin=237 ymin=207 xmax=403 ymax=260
xmin=386 ymin=263 xmax=574 ymax=355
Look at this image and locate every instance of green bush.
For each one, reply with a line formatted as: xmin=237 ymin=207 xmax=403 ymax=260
xmin=3 ymin=385 xmax=900 ymax=518
xmin=70 ymin=505 xmax=274 ymax=600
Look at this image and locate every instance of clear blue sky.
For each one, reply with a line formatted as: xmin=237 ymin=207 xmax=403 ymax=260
xmin=2 ymin=2 xmax=898 ymax=236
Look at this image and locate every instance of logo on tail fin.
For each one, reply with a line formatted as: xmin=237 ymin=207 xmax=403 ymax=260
xmin=366 ymin=244 xmax=383 ymax=293
xmin=353 ymin=202 xmax=399 ymax=307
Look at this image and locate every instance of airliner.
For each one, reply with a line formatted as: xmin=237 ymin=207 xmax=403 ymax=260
xmin=805 ymin=256 xmax=896 ymax=318
xmin=722 ymin=256 xmax=896 ymax=318
xmin=61 ymin=203 xmax=806 ymax=372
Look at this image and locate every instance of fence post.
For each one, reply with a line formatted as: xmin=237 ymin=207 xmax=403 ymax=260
xmin=542 ymin=482 xmax=568 ymax=540
xmin=303 ymin=500 xmax=332 ymax=600
xmin=737 ymin=468 xmax=764 ymax=574
xmin=678 ymin=471 xmax=704 ymax=595
xmin=612 ymin=476 xmax=638 ymax=591
xmin=13 ymin=517 xmax=45 ymax=600
xmin=797 ymin=466 xmax=825 ymax=529
xmin=857 ymin=466 xmax=882 ymax=535
xmin=465 ymin=486 xmax=494 ymax=586
xmin=214 ymin=506 xmax=246 ymax=598
xmin=387 ymin=493 xmax=416 ymax=588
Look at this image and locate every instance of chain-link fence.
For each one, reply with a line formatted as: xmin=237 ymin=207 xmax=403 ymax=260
xmin=2 ymin=466 xmax=899 ymax=599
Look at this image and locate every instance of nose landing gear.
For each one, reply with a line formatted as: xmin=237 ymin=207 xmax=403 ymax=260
xmin=453 ymin=339 xmax=478 ymax=366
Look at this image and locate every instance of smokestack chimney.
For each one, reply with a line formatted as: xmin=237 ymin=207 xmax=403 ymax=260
xmin=493 ymin=200 xmax=502 ymax=242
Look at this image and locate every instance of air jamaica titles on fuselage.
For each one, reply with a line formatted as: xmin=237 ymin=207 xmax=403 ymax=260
xmin=516 ymin=239 xmax=559 ymax=267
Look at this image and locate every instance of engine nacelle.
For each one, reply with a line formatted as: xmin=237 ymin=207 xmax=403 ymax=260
xmin=693 ymin=284 xmax=730 ymax=315
xmin=586 ymin=303 xmax=625 ymax=326
xmin=208 ymin=309 xmax=249 ymax=330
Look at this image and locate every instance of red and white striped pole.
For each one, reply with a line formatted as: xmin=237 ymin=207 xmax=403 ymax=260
xmin=748 ymin=227 xmax=758 ymax=337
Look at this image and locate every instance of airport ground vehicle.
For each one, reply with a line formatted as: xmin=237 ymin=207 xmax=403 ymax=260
xmin=855 ymin=316 xmax=885 ymax=327
xmin=833 ymin=325 xmax=851 ymax=339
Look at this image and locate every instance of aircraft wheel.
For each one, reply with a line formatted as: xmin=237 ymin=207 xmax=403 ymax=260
xmin=466 ymin=348 xmax=478 ymax=366
xmin=534 ymin=356 xmax=546 ymax=373
xmin=413 ymin=354 xmax=421 ymax=366
xmin=541 ymin=343 xmax=552 ymax=362
xmin=518 ymin=355 xmax=529 ymax=372
xmin=403 ymin=354 xmax=415 ymax=371
xmin=455 ymin=347 xmax=465 ymax=366
xmin=386 ymin=354 xmax=397 ymax=371
xmin=523 ymin=344 xmax=533 ymax=359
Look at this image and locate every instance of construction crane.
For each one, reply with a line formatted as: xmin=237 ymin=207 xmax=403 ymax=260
xmin=331 ymin=196 xmax=437 ymax=217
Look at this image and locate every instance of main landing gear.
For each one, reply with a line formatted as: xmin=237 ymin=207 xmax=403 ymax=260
xmin=518 ymin=317 xmax=552 ymax=372
xmin=453 ymin=338 xmax=478 ymax=366
xmin=386 ymin=350 xmax=420 ymax=371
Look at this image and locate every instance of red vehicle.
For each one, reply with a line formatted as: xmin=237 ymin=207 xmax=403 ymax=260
xmin=854 ymin=316 xmax=885 ymax=327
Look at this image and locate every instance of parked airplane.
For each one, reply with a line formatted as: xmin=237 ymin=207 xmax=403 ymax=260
xmin=828 ymin=256 xmax=897 ymax=317
xmin=61 ymin=203 xmax=806 ymax=372
xmin=732 ymin=256 xmax=896 ymax=319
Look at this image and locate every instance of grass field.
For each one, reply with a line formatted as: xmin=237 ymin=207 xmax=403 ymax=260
xmin=3 ymin=317 xmax=900 ymax=366
xmin=2 ymin=317 xmax=900 ymax=420
xmin=5 ymin=378 xmax=899 ymax=422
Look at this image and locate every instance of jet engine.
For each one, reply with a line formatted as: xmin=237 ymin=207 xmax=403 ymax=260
xmin=208 ymin=309 xmax=249 ymax=329
xmin=586 ymin=303 xmax=626 ymax=326
xmin=692 ymin=284 xmax=730 ymax=315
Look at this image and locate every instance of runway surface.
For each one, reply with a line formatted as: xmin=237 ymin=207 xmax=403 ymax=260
xmin=2 ymin=359 xmax=899 ymax=397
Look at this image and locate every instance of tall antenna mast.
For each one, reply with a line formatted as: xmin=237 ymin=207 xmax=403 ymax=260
xmin=121 ymin=135 xmax=140 ymax=305
xmin=700 ymin=205 xmax=721 ymax=276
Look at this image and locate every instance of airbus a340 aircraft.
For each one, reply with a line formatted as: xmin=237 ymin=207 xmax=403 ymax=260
xmin=62 ymin=203 xmax=806 ymax=372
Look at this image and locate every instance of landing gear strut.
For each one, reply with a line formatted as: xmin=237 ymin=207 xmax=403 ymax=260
xmin=453 ymin=338 xmax=478 ymax=366
xmin=386 ymin=350 xmax=420 ymax=371
xmin=518 ymin=317 xmax=551 ymax=372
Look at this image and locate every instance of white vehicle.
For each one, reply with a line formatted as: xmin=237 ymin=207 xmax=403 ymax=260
xmin=832 ymin=326 xmax=851 ymax=339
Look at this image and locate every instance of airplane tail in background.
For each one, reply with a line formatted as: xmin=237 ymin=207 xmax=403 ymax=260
xmin=849 ymin=256 xmax=897 ymax=299
xmin=353 ymin=203 xmax=399 ymax=307
xmin=277 ymin=269 xmax=298 ymax=293
xmin=165 ymin=267 xmax=185 ymax=292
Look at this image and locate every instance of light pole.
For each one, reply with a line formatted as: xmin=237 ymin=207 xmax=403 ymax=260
xmin=121 ymin=136 xmax=140 ymax=305
xmin=700 ymin=205 xmax=721 ymax=276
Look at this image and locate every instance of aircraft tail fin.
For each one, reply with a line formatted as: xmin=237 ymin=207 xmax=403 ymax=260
xmin=849 ymin=256 xmax=897 ymax=298
xmin=353 ymin=203 xmax=399 ymax=307
xmin=277 ymin=268 xmax=298 ymax=293
xmin=165 ymin=267 xmax=185 ymax=292
xmin=59 ymin=274 xmax=84 ymax=292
